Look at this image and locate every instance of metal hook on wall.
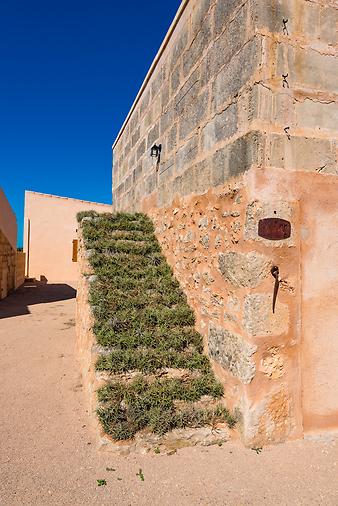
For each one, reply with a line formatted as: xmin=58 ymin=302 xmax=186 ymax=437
xmin=271 ymin=266 xmax=280 ymax=313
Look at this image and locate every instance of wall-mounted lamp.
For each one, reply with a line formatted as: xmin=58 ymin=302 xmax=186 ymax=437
xmin=150 ymin=143 xmax=162 ymax=162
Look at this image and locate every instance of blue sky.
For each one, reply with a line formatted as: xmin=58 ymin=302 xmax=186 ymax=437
xmin=0 ymin=0 xmax=180 ymax=246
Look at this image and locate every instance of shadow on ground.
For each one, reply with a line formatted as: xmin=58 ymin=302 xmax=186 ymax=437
xmin=0 ymin=281 xmax=76 ymax=319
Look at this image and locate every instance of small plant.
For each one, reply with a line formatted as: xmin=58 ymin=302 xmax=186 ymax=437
xmin=106 ymin=467 xmax=116 ymax=472
xmin=136 ymin=469 xmax=145 ymax=482
xmin=97 ymin=479 xmax=107 ymax=486
xmin=252 ymin=447 xmax=263 ymax=454
xmin=154 ymin=447 xmax=161 ymax=454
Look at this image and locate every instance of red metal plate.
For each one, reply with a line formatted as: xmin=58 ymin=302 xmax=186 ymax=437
xmin=258 ymin=218 xmax=291 ymax=240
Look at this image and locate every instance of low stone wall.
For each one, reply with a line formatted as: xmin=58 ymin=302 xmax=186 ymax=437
xmin=0 ymin=229 xmax=16 ymax=300
xmin=76 ymin=222 xmax=232 ymax=454
xmin=15 ymin=252 xmax=26 ymax=289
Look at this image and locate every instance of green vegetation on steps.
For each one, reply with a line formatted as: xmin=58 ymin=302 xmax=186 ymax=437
xmin=78 ymin=211 xmax=236 ymax=440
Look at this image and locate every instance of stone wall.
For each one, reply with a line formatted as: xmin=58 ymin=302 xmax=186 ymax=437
xmin=0 ymin=228 xmax=16 ymax=300
xmin=15 ymin=252 xmax=26 ymax=290
xmin=0 ymin=188 xmax=18 ymax=300
xmin=112 ymin=0 xmax=338 ymax=445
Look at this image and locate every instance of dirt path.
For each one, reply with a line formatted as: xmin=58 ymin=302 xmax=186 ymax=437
xmin=0 ymin=283 xmax=337 ymax=506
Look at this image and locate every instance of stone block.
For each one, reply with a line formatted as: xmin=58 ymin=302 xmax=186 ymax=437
xmin=151 ymin=66 xmax=164 ymax=99
xmin=243 ymin=294 xmax=289 ymax=337
xmin=279 ymin=45 xmax=338 ymax=94
xmin=213 ymin=37 xmax=262 ymax=111
xmin=183 ymin=15 xmax=212 ymax=77
xmin=171 ymin=66 xmax=181 ymax=96
xmin=147 ymin=123 xmax=159 ymax=149
xmin=214 ymin=0 xmax=240 ymax=37
xmin=211 ymin=146 xmax=230 ymax=187
xmin=165 ymin=124 xmax=177 ymax=154
xmin=179 ymin=88 xmax=209 ymax=140
xmin=133 ymin=164 xmax=143 ymax=183
xmin=218 ymin=251 xmax=271 ymax=288
xmin=170 ymin=30 xmax=188 ymax=72
xmin=241 ymin=387 xmax=292 ymax=446
xmin=207 ymin=2 xmax=252 ymax=79
xmin=202 ymin=103 xmax=238 ymax=152
xmin=174 ymin=159 xmax=210 ymax=197
xmin=174 ymin=68 xmax=201 ymax=117
xmin=157 ymin=181 xmax=173 ymax=208
xmin=136 ymin=139 xmax=146 ymax=161
xmin=244 ymin=199 xmax=296 ymax=245
xmin=139 ymin=90 xmax=150 ymax=117
xmin=160 ymin=107 xmax=174 ymax=135
xmin=131 ymin=127 xmax=140 ymax=148
xmin=253 ymin=0 xmax=292 ymax=35
xmin=129 ymin=110 xmax=139 ymax=133
xmin=191 ymin=0 xmax=212 ymax=38
xmin=176 ymin=135 xmax=199 ymax=173
xmin=269 ymin=134 xmax=336 ymax=174
xmin=295 ymin=100 xmax=338 ymax=132
xmin=158 ymin=159 xmax=174 ymax=185
xmin=228 ymin=131 xmax=264 ymax=177
xmin=209 ymin=325 xmax=257 ymax=384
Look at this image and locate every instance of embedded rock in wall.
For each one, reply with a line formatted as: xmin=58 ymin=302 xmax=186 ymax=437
xmin=243 ymin=294 xmax=289 ymax=337
xmin=208 ymin=325 xmax=257 ymax=385
xmin=218 ymin=251 xmax=270 ymax=288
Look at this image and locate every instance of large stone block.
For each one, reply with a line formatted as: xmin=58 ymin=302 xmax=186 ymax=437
xmin=207 ymin=2 xmax=253 ymax=79
xmin=218 ymin=251 xmax=271 ymax=288
xmin=174 ymin=68 xmax=201 ymax=117
xmin=191 ymin=0 xmax=212 ymax=38
xmin=170 ymin=29 xmax=188 ymax=72
xmin=269 ymin=135 xmax=337 ymax=174
xmin=295 ymin=100 xmax=338 ymax=132
xmin=209 ymin=325 xmax=257 ymax=384
xmin=145 ymin=172 xmax=157 ymax=196
xmin=147 ymin=123 xmax=159 ymax=149
xmin=202 ymin=102 xmax=238 ymax=152
xmin=211 ymin=146 xmax=230 ymax=187
xmin=176 ymin=135 xmax=199 ymax=174
xmin=173 ymin=159 xmax=211 ymax=197
xmin=183 ymin=14 xmax=212 ymax=77
xmin=213 ymin=37 xmax=262 ymax=111
xmin=278 ymin=45 xmax=338 ymax=94
xmin=136 ymin=139 xmax=146 ymax=161
xmin=243 ymin=294 xmax=289 ymax=337
xmin=241 ymin=387 xmax=292 ymax=446
xmin=214 ymin=0 xmax=240 ymax=36
xmin=228 ymin=131 xmax=264 ymax=177
xmin=179 ymin=88 xmax=209 ymax=140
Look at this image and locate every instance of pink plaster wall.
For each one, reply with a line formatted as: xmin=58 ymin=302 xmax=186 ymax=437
xmin=246 ymin=167 xmax=338 ymax=436
xmin=0 ymin=188 xmax=17 ymax=250
xmin=23 ymin=191 xmax=111 ymax=282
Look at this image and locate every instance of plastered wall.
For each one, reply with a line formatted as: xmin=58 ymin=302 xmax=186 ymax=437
xmin=112 ymin=0 xmax=338 ymax=444
xmin=24 ymin=192 xmax=111 ymax=282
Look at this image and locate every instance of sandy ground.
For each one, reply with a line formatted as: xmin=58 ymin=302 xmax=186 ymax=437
xmin=0 ymin=282 xmax=337 ymax=506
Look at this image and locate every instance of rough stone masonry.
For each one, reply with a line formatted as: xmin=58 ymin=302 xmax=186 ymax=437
xmin=112 ymin=0 xmax=338 ymax=445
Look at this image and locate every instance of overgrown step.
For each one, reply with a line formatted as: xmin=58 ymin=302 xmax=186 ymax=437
xmin=78 ymin=211 xmax=236 ymax=442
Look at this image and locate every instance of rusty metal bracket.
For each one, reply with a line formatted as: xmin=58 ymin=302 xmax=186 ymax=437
xmin=271 ymin=266 xmax=280 ymax=313
xmin=282 ymin=73 xmax=289 ymax=88
xmin=283 ymin=18 xmax=289 ymax=35
xmin=284 ymin=126 xmax=291 ymax=140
